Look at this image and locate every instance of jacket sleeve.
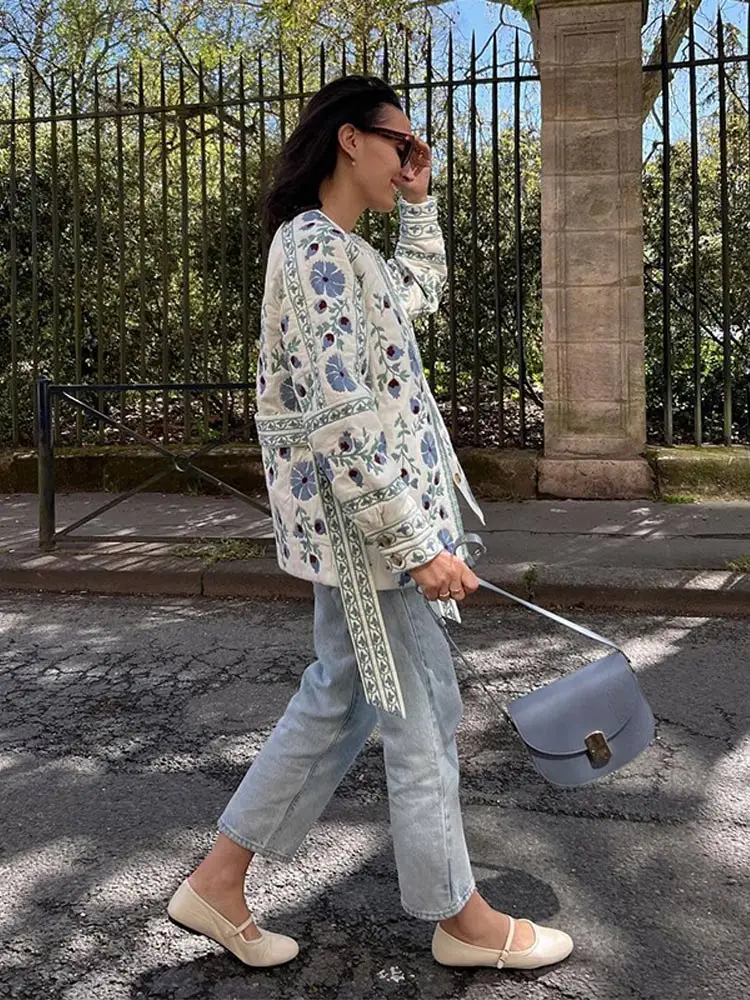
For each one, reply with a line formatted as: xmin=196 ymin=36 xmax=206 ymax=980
xmin=283 ymin=220 xmax=442 ymax=575
xmin=385 ymin=197 xmax=447 ymax=319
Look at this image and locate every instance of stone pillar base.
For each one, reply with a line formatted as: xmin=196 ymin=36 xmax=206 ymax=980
xmin=538 ymin=458 xmax=654 ymax=499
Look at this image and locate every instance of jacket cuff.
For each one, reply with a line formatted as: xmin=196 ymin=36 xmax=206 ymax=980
xmin=399 ymin=195 xmax=438 ymax=222
xmin=371 ymin=509 xmax=442 ymax=573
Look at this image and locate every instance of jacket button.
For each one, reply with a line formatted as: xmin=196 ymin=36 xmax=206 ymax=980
xmin=453 ymin=471 xmax=462 ymax=485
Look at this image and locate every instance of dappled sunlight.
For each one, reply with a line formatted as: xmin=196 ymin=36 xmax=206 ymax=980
xmin=1 ymin=493 xmax=273 ymax=546
xmin=1 ymin=594 xmax=749 ymax=998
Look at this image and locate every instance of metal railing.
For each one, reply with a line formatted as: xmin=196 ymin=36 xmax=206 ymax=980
xmin=644 ymin=10 xmax=750 ymax=445
xmin=36 ymin=377 xmax=271 ymax=550
xmin=2 ymin=31 xmax=542 ymax=453
xmin=8 ymin=16 xmax=750 ymax=452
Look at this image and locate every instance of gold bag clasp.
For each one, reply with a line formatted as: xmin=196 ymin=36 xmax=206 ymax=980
xmin=585 ymin=731 xmax=612 ymax=768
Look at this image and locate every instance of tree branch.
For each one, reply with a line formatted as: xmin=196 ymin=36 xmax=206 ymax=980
xmin=642 ymin=0 xmax=703 ymax=123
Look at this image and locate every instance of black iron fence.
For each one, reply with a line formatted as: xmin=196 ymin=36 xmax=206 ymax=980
xmin=35 ymin=376 xmax=271 ymax=550
xmin=1 ymin=30 xmax=542 ymax=453
xmin=644 ymin=10 xmax=750 ymax=446
xmin=5 ymin=15 xmax=750 ymax=454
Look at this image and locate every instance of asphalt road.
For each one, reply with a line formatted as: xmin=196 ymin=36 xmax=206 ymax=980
xmin=1 ymin=592 xmax=749 ymax=1000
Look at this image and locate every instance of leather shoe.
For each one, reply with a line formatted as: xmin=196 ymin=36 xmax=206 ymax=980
xmin=167 ymin=879 xmax=299 ymax=967
xmin=432 ymin=915 xmax=573 ymax=970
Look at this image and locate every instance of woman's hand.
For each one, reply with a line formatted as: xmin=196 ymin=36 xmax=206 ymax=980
xmin=394 ymin=136 xmax=432 ymax=204
xmin=409 ymin=550 xmax=479 ymax=603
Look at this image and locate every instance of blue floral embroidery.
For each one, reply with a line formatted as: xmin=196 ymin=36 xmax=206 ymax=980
xmin=315 ymin=299 xmax=328 ymax=314
xmin=314 ymin=519 xmax=327 ymax=535
xmin=339 ymin=315 xmax=352 ymax=331
xmin=422 ymin=493 xmax=431 ymax=510
xmin=373 ymin=432 xmax=388 ymax=467
xmin=408 ymin=342 xmax=422 ymax=378
xmin=280 ymin=376 xmax=297 ymax=411
xmin=300 ymin=210 xmax=322 ymax=230
xmin=326 ymin=354 xmax=357 ymax=392
xmin=348 ymin=468 xmax=364 ymax=486
xmin=280 ymin=315 xmax=289 ymax=334
xmin=291 ymin=461 xmax=317 ymax=500
xmin=421 ymin=431 xmax=438 ymax=468
xmin=410 ymin=397 xmax=421 ymax=414
xmin=323 ymin=332 xmax=335 ymax=348
xmin=309 ymin=553 xmax=321 ymax=573
xmin=386 ymin=344 xmax=403 ymax=360
xmin=305 ymin=242 xmax=320 ymax=259
xmin=315 ymin=452 xmax=335 ymax=482
xmin=279 ymin=447 xmax=291 ymax=460
xmin=311 ymin=261 xmax=346 ymax=298
xmin=387 ymin=378 xmax=401 ymax=398
xmin=258 ymin=373 xmax=267 ymax=395
xmin=438 ymin=528 xmax=455 ymax=553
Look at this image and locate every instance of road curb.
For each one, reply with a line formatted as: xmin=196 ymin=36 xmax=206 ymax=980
xmin=0 ymin=551 xmax=748 ymax=614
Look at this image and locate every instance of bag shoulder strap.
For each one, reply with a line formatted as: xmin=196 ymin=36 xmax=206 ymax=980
xmin=475 ymin=577 xmax=623 ymax=656
xmin=453 ymin=532 xmax=624 ymax=656
xmin=427 ymin=535 xmax=627 ymax=719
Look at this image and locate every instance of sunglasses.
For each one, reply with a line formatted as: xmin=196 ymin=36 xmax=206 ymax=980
xmin=363 ymin=126 xmax=416 ymax=168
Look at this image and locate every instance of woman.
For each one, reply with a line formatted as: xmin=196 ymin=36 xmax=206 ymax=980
xmin=168 ymin=75 xmax=573 ymax=973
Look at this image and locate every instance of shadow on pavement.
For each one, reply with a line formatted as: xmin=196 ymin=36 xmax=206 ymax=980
xmin=0 ymin=594 xmax=748 ymax=999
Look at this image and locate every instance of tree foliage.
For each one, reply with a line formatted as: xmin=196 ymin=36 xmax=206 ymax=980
xmin=3 ymin=1 xmax=750 ymax=448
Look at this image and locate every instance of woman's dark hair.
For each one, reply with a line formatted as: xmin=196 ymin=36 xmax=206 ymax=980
xmin=262 ymin=75 xmax=402 ymax=243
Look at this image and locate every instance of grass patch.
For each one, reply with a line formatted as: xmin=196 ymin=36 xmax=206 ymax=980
xmin=649 ymin=445 xmax=750 ymax=498
xmin=522 ymin=564 xmax=539 ymax=600
xmin=726 ymin=555 xmax=750 ymax=573
xmin=171 ymin=538 xmax=270 ymax=565
xmin=661 ymin=493 xmax=697 ymax=504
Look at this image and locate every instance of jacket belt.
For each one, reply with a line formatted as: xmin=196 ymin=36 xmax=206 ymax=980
xmin=255 ymin=412 xmax=406 ymax=717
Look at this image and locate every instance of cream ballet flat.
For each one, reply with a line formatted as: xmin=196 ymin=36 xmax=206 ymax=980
xmin=167 ymin=879 xmax=299 ymax=968
xmin=432 ymin=915 xmax=573 ymax=970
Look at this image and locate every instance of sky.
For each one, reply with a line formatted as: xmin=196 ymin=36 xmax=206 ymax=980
xmin=431 ymin=0 xmax=750 ymax=147
xmin=443 ymin=0 xmax=747 ymax=61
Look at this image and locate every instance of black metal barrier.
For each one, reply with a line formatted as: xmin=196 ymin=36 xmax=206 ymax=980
xmin=36 ymin=376 xmax=271 ymax=550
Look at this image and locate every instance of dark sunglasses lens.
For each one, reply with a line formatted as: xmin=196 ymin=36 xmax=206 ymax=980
xmin=400 ymin=137 xmax=415 ymax=167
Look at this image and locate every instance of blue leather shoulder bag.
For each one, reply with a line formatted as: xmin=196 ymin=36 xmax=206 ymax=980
xmin=434 ymin=536 xmax=656 ymax=789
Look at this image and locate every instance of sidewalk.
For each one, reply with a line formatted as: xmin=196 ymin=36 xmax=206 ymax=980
xmin=2 ymin=491 xmax=750 ymax=613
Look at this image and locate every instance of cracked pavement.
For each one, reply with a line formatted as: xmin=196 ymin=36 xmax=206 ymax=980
xmin=1 ymin=593 xmax=749 ymax=1000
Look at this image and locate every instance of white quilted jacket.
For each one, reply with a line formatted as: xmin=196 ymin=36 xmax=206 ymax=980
xmin=255 ymin=197 xmax=484 ymax=715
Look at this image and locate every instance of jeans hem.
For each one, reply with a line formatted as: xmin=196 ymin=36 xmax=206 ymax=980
xmin=400 ymin=879 xmax=476 ymax=922
xmin=217 ymin=820 xmax=295 ymax=863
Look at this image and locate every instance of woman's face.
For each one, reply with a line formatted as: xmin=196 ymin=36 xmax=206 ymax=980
xmin=354 ymin=104 xmax=416 ymax=213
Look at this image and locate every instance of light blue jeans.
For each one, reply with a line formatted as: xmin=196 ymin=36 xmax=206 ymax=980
xmin=218 ymin=584 xmax=476 ymax=921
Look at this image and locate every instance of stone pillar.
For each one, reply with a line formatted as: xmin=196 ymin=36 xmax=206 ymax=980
xmin=537 ymin=0 xmax=654 ymax=498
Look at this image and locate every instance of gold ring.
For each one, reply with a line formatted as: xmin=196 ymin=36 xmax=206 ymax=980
xmin=438 ymin=591 xmax=451 ymax=599
xmin=450 ymin=587 xmax=463 ymax=594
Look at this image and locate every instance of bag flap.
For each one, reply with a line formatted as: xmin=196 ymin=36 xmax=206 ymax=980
xmin=507 ymin=651 xmax=642 ymax=757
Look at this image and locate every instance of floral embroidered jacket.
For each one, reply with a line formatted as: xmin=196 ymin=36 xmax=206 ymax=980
xmin=255 ymin=197 xmax=484 ymax=716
